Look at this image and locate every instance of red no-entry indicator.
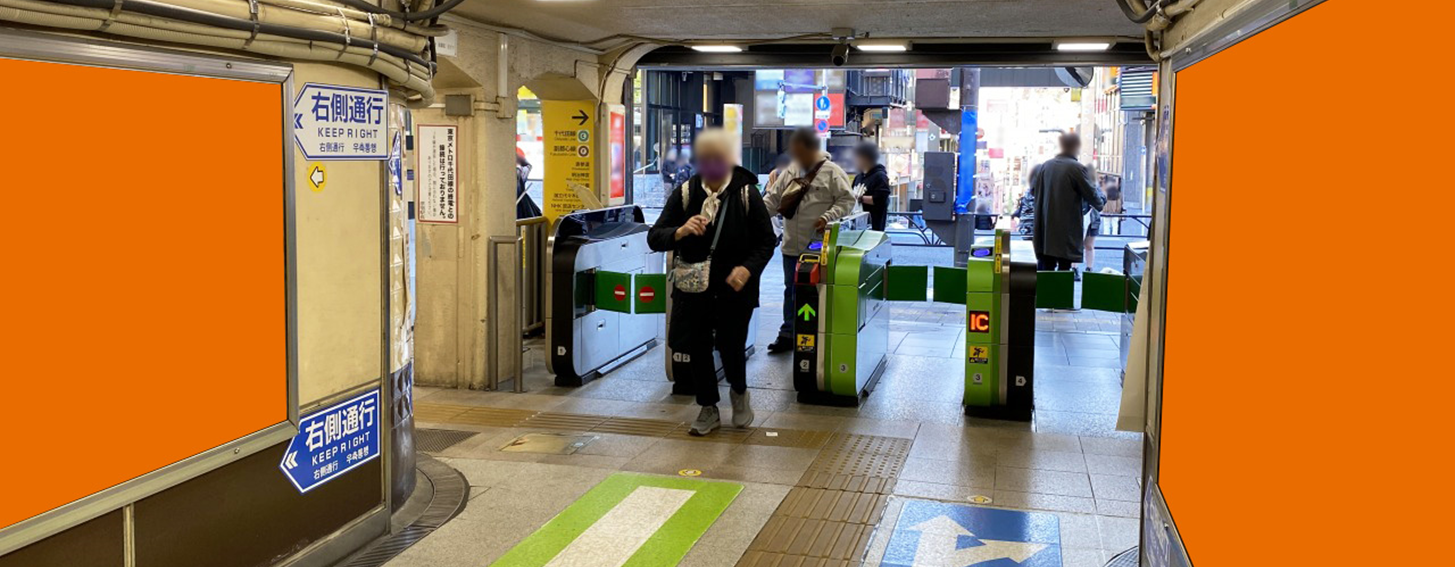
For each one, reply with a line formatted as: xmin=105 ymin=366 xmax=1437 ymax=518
xmin=613 ymin=284 xmax=627 ymax=302
xmin=638 ymin=286 xmax=656 ymax=303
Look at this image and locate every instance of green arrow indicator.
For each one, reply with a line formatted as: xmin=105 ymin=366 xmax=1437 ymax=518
xmin=797 ymin=304 xmax=816 ymax=321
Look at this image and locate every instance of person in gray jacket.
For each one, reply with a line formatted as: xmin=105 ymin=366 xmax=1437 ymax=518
xmin=763 ymin=127 xmax=856 ymax=353
xmin=1031 ymin=133 xmax=1107 ymax=271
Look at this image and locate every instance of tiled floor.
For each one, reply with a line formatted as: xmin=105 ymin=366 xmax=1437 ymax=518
xmin=389 ymin=271 xmax=1141 ymax=566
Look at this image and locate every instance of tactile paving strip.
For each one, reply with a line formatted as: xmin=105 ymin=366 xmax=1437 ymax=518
xmin=807 ymin=450 xmax=906 ymax=478
xmin=777 ymin=488 xmax=888 ymax=526
xmin=589 ymin=416 xmax=681 ymax=437
xmin=666 ymin=425 xmax=755 ymax=443
xmin=822 ymin=433 xmax=912 ymax=457
xmin=737 ymin=434 xmax=908 ymax=567
xmin=521 ymin=412 xmax=608 ymax=431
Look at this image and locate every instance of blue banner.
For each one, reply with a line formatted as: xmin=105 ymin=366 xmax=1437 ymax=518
xmin=956 ymin=110 xmax=978 ymax=214
xmin=279 ymin=390 xmax=380 ymax=493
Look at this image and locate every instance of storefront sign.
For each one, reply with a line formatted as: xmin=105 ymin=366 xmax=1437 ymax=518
xmin=608 ymin=104 xmax=626 ymax=204
xmin=542 ymin=100 xmax=596 ymax=221
xmin=417 ymin=125 xmax=458 ymax=223
xmin=280 ymin=390 xmax=380 ymax=494
xmin=293 ymin=83 xmax=388 ymax=160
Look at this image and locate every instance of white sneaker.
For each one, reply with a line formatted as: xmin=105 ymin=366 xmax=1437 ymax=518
xmin=689 ymin=406 xmax=720 ymax=436
xmin=730 ymin=390 xmax=754 ymax=428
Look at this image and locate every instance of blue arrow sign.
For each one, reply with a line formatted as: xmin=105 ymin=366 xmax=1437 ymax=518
xmin=883 ymin=500 xmax=1061 ymax=566
xmin=292 ymin=83 xmax=389 ymax=161
xmin=280 ymin=390 xmax=380 ymax=493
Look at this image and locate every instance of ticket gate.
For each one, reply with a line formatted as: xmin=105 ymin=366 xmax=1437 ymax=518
xmin=962 ymin=228 xmax=1038 ymax=420
xmin=546 ymin=205 xmax=663 ymax=386
xmin=792 ymin=213 xmax=892 ymax=406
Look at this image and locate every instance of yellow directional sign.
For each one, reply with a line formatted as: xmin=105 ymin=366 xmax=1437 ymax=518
xmin=307 ymin=162 xmax=326 ymax=193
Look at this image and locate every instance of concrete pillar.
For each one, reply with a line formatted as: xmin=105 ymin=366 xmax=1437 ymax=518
xmin=415 ymin=21 xmax=650 ymax=390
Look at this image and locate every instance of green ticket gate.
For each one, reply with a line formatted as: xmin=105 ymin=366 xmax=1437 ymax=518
xmin=961 ymin=229 xmax=1038 ymax=420
xmin=792 ymin=215 xmax=892 ymax=406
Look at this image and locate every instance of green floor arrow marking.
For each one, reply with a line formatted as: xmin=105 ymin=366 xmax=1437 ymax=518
xmin=797 ymin=303 xmax=816 ymax=321
xmin=490 ymin=473 xmax=742 ymax=567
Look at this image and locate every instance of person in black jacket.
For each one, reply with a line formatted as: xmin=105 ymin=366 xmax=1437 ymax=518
xmin=648 ymin=129 xmax=777 ymax=436
xmin=515 ymin=149 xmax=542 ymax=219
xmin=852 ymin=142 xmax=891 ymax=231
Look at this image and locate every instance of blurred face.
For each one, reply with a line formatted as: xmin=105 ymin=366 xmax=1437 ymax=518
xmin=790 ymin=140 xmax=819 ymax=168
xmin=695 ymin=145 xmax=732 ymax=183
xmin=854 ymin=153 xmax=872 ymax=173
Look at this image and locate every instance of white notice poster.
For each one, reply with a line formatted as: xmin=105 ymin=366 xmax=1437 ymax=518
xmin=417 ymin=125 xmax=458 ymax=224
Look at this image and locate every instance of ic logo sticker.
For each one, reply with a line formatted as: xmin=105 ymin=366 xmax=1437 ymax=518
xmin=969 ymin=311 xmax=992 ymax=333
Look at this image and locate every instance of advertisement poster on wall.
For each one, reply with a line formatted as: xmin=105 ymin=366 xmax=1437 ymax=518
xmin=609 ymin=104 xmax=626 ymax=205
xmin=723 ymin=104 xmax=744 ymax=166
xmin=417 ymin=124 xmax=458 ymax=224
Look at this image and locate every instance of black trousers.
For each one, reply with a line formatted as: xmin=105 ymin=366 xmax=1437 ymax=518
xmin=778 ymin=254 xmax=797 ymax=339
xmin=670 ymin=292 xmax=753 ymax=407
xmin=1037 ymin=255 xmax=1075 ymax=271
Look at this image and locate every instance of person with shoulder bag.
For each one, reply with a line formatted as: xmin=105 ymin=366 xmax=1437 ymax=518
xmin=762 ymin=127 xmax=856 ymax=354
xmin=647 ymin=129 xmax=777 ymax=436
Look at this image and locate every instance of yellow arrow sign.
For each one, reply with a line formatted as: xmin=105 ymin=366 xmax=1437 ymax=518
xmin=307 ymin=163 xmax=326 ymax=193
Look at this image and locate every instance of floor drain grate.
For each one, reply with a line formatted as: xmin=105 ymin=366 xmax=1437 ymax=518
xmin=341 ymin=455 xmax=469 ymax=567
xmin=1106 ymin=547 xmax=1138 ymax=567
xmin=415 ymin=428 xmax=478 ymax=454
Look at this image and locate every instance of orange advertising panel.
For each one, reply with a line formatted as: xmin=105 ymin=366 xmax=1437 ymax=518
xmin=1162 ymin=1 xmax=1454 ymax=564
xmin=0 ymin=57 xmax=288 ymax=530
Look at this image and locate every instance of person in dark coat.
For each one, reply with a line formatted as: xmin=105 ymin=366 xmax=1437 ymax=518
xmin=1031 ymin=134 xmax=1106 ymax=271
xmin=515 ymin=149 xmax=542 ymax=219
xmin=648 ymin=129 xmax=776 ymax=436
xmin=852 ymin=142 xmax=892 ymax=231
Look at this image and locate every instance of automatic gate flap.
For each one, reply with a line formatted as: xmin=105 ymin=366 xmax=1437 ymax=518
xmin=594 ymin=270 xmax=634 ymax=313
xmin=1081 ymin=271 xmax=1126 ymax=313
xmin=886 ymin=265 xmax=929 ymax=301
xmin=932 ymin=266 xmax=967 ymax=305
xmin=1036 ymin=270 xmax=1075 ymax=310
xmin=634 ymin=273 xmax=666 ymax=314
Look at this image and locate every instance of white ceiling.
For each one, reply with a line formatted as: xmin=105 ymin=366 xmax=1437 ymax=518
xmin=453 ymin=0 xmax=1143 ymax=47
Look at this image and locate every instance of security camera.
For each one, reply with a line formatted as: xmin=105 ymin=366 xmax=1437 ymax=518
xmin=831 ymin=43 xmax=850 ymax=67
